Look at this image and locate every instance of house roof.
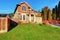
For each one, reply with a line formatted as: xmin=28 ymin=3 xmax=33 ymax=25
xmin=36 ymin=12 xmax=41 ymax=17
xmin=14 ymin=2 xmax=32 ymax=14
xmin=14 ymin=4 xmax=20 ymax=14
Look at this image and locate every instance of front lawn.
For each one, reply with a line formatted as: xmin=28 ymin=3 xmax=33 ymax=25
xmin=0 ymin=24 xmax=60 ymax=40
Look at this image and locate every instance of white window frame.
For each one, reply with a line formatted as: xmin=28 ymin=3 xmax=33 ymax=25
xmin=22 ymin=6 xmax=26 ymax=11
xmin=21 ymin=14 xmax=26 ymax=21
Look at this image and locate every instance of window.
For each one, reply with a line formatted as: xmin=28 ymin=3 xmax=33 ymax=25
xmin=20 ymin=14 xmax=26 ymax=21
xmin=23 ymin=15 xmax=25 ymax=20
xmin=22 ymin=6 xmax=26 ymax=11
xmin=20 ymin=15 xmax=22 ymax=20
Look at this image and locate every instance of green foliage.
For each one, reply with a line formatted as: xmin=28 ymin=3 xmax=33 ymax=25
xmin=47 ymin=9 xmax=52 ymax=20
xmin=42 ymin=6 xmax=52 ymax=20
xmin=0 ymin=24 xmax=60 ymax=40
xmin=52 ymin=1 xmax=60 ymax=20
xmin=8 ymin=13 xmax=14 ymax=18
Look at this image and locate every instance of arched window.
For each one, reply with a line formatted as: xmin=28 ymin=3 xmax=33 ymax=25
xmin=22 ymin=6 xmax=26 ymax=11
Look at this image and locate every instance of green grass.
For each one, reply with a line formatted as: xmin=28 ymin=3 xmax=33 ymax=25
xmin=0 ymin=24 xmax=60 ymax=40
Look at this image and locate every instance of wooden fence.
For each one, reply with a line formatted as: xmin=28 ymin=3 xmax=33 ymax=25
xmin=0 ymin=17 xmax=9 ymax=33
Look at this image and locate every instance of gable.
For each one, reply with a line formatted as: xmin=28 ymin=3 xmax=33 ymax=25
xmin=14 ymin=2 xmax=31 ymax=14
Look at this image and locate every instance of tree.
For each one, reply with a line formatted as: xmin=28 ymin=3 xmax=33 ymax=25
xmin=55 ymin=5 xmax=58 ymax=20
xmin=52 ymin=1 xmax=60 ymax=20
xmin=47 ymin=9 xmax=52 ymax=20
xmin=42 ymin=6 xmax=52 ymax=20
xmin=42 ymin=6 xmax=48 ymax=20
xmin=58 ymin=1 xmax=60 ymax=20
xmin=8 ymin=13 xmax=14 ymax=18
xmin=52 ymin=8 xmax=56 ymax=20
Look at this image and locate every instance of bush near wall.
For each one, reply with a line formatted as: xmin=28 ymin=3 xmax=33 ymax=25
xmin=42 ymin=20 xmax=60 ymax=24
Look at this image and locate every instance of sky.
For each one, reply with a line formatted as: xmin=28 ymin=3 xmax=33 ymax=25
xmin=0 ymin=0 xmax=60 ymax=14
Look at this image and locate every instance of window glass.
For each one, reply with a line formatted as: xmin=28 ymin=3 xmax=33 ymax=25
xmin=23 ymin=15 xmax=25 ymax=20
xmin=20 ymin=14 xmax=26 ymax=20
xmin=22 ymin=6 xmax=26 ymax=11
xmin=20 ymin=15 xmax=22 ymax=20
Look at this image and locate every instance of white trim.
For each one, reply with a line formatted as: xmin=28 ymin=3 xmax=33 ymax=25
xmin=21 ymin=14 xmax=26 ymax=21
xmin=34 ymin=14 xmax=36 ymax=23
xmin=20 ymin=2 xmax=33 ymax=9
xmin=29 ymin=14 xmax=31 ymax=22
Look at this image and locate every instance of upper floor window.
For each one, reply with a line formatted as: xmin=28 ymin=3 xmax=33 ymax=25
xmin=22 ymin=6 xmax=26 ymax=11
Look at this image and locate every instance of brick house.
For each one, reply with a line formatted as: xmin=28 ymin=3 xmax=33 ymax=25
xmin=13 ymin=2 xmax=42 ymax=24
